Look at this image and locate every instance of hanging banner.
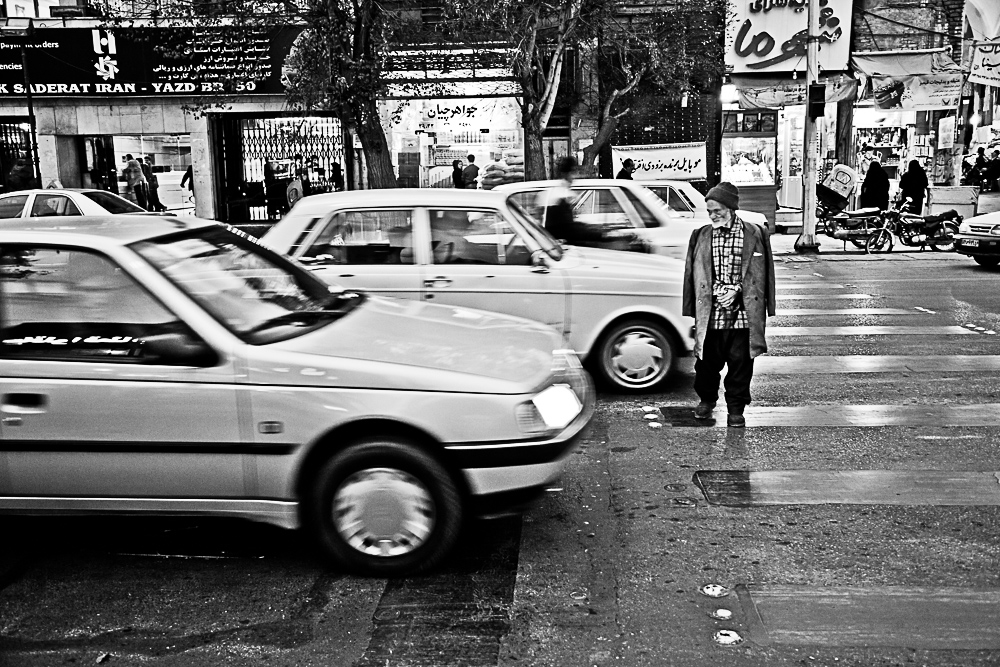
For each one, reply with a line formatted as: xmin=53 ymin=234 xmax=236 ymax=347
xmin=724 ymin=0 xmax=852 ymax=74
xmin=965 ymin=0 xmax=1000 ymax=41
xmin=732 ymin=74 xmax=857 ymax=109
xmin=969 ymin=40 xmax=1000 ymax=86
xmin=852 ymin=51 xmax=963 ymax=111
xmin=611 ymin=143 xmax=707 ymax=180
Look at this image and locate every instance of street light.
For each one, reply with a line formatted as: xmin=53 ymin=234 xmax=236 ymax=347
xmin=1 ymin=18 xmax=41 ymax=189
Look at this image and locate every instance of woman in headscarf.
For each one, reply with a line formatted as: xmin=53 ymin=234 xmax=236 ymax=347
xmin=897 ymin=159 xmax=929 ymax=214
xmin=452 ymin=159 xmax=465 ymax=188
xmin=858 ymin=159 xmax=890 ymax=210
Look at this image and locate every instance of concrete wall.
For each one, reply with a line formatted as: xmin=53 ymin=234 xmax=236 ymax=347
xmin=0 ymin=95 xmax=287 ymax=220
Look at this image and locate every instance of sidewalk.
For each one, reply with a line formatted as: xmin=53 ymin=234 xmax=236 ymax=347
xmin=770 ymin=191 xmax=999 ymax=260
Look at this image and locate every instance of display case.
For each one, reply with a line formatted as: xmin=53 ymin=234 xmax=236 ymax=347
xmin=721 ymin=110 xmax=778 ymax=229
xmin=855 ymin=127 xmax=907 ymax=178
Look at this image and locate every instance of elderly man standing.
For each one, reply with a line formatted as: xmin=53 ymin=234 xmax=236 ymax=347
xmin=682 ymin=181 xmax=775 ymax=428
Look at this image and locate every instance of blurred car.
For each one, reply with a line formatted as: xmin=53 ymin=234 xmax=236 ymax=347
xmin=0 ymin=215 xmax=593 ymax=576
xmin=636 ymin=179 xmax=770 ymax=227
xmin=495 ymin=179 xmax=702 ymax=261
xmin=954 ymin=210 xmax=1000 ymax=267
xmin=0 ymin=188 xmax=176 ymax=219
xmin=262 ymin=189 xmax=695 ymax=392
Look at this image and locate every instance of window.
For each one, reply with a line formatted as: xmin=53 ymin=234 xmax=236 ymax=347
xmin=302 ymin=210 xmax=414 ymax=265
xmin=574 ymin=189 xmax=626 ymax=216
xmin=507 ymin=191 xmax=544 ymax=222
xmin=82 ymin=190 xmax=146 ymax=214
xmin=622 ymin=190 xmax=662 ymax=228
xmin=0 ymin=195 xmax=27 ymax=219
xmin=0 ymin=246 xmax=197 ymax=363
xmin=30 ymin=195 xmax=82 ymax=217
xmin=648 ymin=186 xmax=691 ymax=213
xmin=428 ymin=209 xmax=532 ymax=265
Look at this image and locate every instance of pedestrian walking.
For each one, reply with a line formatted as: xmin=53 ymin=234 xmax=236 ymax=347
xmin=858 ymin=159 xmax=890 ymax=210
xmin=898 ymin=159 xmax=929 ymax=214
xmin=180 ymin=164 xmax=194 ymax=204
xmin=122 ymin=154 xmax=148 ymax=209
xmin=682 ymin=181 xmax=775 ymax=428
xmin=462 ymin=155 xmax=479 ymax=189
xmin=142 ymin=156 xmax=165 ymax=212
xmin=616 ymin=158 xmax=636 ymax=180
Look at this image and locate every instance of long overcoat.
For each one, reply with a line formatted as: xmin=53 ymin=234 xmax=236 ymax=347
xmin=682 ymin=219 xmax=776 ymax=359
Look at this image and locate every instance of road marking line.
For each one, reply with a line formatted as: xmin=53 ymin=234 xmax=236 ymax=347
xmin=768 ymin=325 xmax=975 ymax=336
xmin=776 ymin=293 xmax=875 ymax=300
xmin=753 ymin=355 xmax=1000 ymax=374
xmin=772 ymin=308 xmax=923 ymax=316
xmin=660 ymin=403 xmax=1000 ymax=427
xmin=778 ymin=283 xmax=845 ymax=289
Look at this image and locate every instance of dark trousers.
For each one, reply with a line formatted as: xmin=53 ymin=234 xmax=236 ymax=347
xmin=694 ymin=328 xmax=754 ymax=414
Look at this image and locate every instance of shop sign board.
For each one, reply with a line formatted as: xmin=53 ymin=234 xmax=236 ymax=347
xmin=0 ymin=26 xmax=302 ymax=97
xmin=732 ymin=73 xmax=856 ymax=109
xmin=938 ymin=116 xmax=955 ymax=150
xmin=969 ymin=41 xmax=1000 ymax=87
xmin=724 ymin=0 xmax=852 ymax=74
xmin=611 ymin=142 xmax=707 ymax=180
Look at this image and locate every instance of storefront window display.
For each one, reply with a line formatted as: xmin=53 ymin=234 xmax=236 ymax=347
xmin=721 ymin=110 xmax=778 ymax=227
xmin=381 ymin=97 xmax=524 ymax=189
xmin=78 ymin=134 xmax=192 ymax=212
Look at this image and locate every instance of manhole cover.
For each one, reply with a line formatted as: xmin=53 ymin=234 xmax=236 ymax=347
xmin=714 ymin=629 xmax=744 ymax=645
xmin=710 ymin=608 xmax=733 ymax=620
xmin=699 ymin=583 xmax=730 ymax=598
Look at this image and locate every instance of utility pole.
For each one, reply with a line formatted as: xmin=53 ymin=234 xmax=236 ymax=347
xmin=20 ymin=19 xmax=41 ymax=188
xmin=794 ymin=0 xmax=820 ymax=253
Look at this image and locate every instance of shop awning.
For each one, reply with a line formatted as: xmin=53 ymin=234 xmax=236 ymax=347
xmin=851 ymin=50 xmax=963 ymax=111
xmin=730 ymin=74 xmax=857 ymax=110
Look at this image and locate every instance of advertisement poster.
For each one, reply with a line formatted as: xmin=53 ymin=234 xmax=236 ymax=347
xmin=611 ymin=142 xmax=707 ymax=180
xmin=724 ymin=0 xmax=852 ymax=74
xmin=0 ymin=27 xmax=302 ymax=97
xmin=969 ymin=41 xmax=1000 ymax=87
xmin=732 ymin=74 xmax=857 ymax=110
xmin=852 ymin=51 xmax=963 ymax=111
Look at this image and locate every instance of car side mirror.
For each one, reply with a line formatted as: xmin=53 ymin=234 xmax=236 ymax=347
xmin=142 ymin=333 xmax=218 ymax=367
xmin=530 ymin=249 xmax=550 ymax=273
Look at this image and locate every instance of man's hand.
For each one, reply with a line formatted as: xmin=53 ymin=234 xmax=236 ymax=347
xmin=717 ymin=287 xmax=739 ymax=309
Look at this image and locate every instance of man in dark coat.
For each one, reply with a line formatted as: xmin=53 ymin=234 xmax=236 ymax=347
xmin=616 ymin=158 xmax=636 ymax=180
xmin=682 ymin=181 xmax=776 ymax=427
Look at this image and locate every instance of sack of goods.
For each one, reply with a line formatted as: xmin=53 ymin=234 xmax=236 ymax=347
xmin=480 ymin=162 xmax=508 ymax=190
xmin=503 ymin=166 xmax=525 ymax=183
xmin=503 ymin=150 xmax=525 ymax=167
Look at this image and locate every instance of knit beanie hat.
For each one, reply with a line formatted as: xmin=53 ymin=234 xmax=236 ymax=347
xmin=705 ymin=181 xmax=740 ymax=211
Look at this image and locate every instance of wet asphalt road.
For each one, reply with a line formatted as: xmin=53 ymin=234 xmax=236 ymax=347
xmin=3 ymin=249 xmax=1000 ymax=666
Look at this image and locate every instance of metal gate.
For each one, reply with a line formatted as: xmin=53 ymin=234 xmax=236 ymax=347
xmin=213 ymin=114 xmax=345 ymax=224
xmin=0 ymin=118 xmax=34 ymax=192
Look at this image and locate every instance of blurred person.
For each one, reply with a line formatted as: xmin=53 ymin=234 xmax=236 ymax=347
xmin=536 ymin=156 xmax=618 ymax=248
xmin=452 ymin=159 xmax=465 ymax=188
xmin=616 ymin=158 xmax=636 ymax=180
xmin=858 ymin=159 xmax=890 ymax=210
xmin=142 ymin=156 xmax=165 ymax=212
xmin=122 ymin=154 xmax=148 ymax=209
xmin=180 ymin=165 xmax=194 ymax=204
xmin=683 ymin=181 xmax=775 ymax=428
xmin=898 ymin=159 xmax=929 ymax=214
xmin=6 ymin=157 xmax=34 ymax=192
xmin=988 ymin=150 xmax=1000 ymax=192
xmin=462 ymin=154 xmax=479 ymax=189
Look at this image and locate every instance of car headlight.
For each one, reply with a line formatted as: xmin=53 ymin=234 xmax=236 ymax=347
xmin=959 ymin=222 xmax=971 ymax=234
xmin=516 ymin=384 xmax=582 ymax=434
xmin=992 ymin=225 xmax=1000 ymax=237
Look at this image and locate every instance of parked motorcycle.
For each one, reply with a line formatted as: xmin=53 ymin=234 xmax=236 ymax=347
xmin=816 ymin=176 xmax=882 ymax=249
xmin=864 ymin=196 xmax=961 ymax=254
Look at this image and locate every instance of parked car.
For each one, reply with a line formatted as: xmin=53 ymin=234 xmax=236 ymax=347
xmin=0 ymin=215 xmax=594 ymax=576
xmin=0 ymin=188 xmax=176 ymax=219
xmin=262 ymin=189 xmax=695 ymax=392
xmin=954 ymin=210 xmax=1000 ymax=267
xmin=636 ymin=179 xmax=770 ymax=227
xmin=494 ymin=179 xmax=703 ymax=261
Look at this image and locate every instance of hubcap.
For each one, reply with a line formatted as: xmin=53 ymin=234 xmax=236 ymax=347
xmin=608 ymin=329 xmax=666 ymax=386
xmin=333 ymin=468 xmax=435 ymax=558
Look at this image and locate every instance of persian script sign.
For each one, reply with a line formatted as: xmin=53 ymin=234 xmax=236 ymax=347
xmin=725 ymin=0 xmax=852 ymax=74
xmin=969 ymin=41 xmax=1000 ymax=87
xmin=611 ymin=143 xmax=707 ymax=181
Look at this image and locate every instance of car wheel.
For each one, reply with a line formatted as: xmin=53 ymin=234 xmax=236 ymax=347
xmin=865 ymin=229 xmax=892 ymax=254
xmin=596 ymin=319 xmax=675 ymax=392
xmin=929 ymin=222 xmax=958 ymax=252
xmin=307 ymin=437 xmax=462 ymax=576
xmin=974 ymin=256 xmax=1000 ymax=267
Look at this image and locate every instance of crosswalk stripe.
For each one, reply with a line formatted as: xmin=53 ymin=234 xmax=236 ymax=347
xmin=754 ymin=355 xmax=1000 ymax=374
xmin=772 ymin=308 xmax=921 ymax=315
xmin=777 ymin=284 xmax=845 ymax=289
xmin=776 ymin=293 xmax=875 ymax=300
xmin=659 ymin=403 xmax=1000 ymax=427
xmin=767 ymin=325 xmax=975 ymax=336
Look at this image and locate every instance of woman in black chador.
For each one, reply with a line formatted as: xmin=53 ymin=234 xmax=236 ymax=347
xmin=897 ymin=159 xmax=929 ymax=213
xmin=859 ymin=160 xmax=890 ymax=211
xmin=451 ymin=160 xmax=465 ymax=188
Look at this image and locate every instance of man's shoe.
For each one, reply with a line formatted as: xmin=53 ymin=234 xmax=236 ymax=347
xmin=727 ymin=413 xmax=746 ymax=428
xmin=694 ymin=402 xmax=716 ymax=419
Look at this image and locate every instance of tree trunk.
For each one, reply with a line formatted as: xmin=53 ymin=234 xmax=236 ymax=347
xmin=355 ymin=100 xmax=397 ymax=189
xmin=524 ymin=117 xmax=546 ymax=180
xmin=581 ymin=115 xmax=620 ymax=177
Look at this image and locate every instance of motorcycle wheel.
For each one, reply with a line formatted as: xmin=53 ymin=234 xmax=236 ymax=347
xmin=865 ymin=229 xmax=893 ymax=254
xmin=929 ymin=222 xmax=958 ymax=252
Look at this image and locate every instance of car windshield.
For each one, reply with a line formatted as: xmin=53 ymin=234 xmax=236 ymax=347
xmin=507 ymin=199 xmax=564 ymax=261
xmin=132 ymin=227 xmax=362 ymax=343
xmin=81 ymin=190 xmax=147 ymax=214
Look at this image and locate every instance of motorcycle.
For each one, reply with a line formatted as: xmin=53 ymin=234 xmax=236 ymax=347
xmin=816 ymin=178 xmax=882 ymax=249
xmin=864 ymin=195 xmax=961 ymax=254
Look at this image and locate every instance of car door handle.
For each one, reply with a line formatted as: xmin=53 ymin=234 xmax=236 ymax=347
xmin=423 ymin=276 xmax=453 ymax=287
xmin=2 ymin=393 xmax=48 ymax=414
